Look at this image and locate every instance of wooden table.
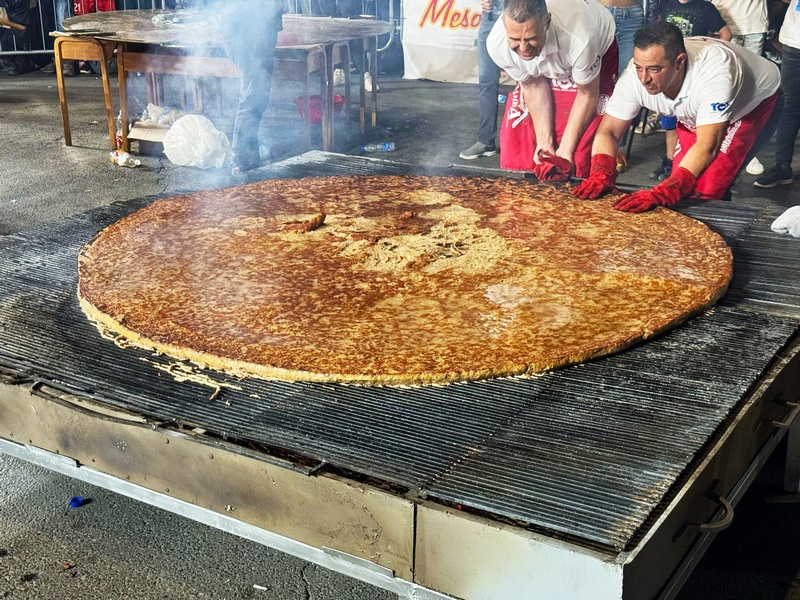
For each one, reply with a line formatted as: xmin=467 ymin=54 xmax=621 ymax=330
xmin=62 ymin=11 xmax=391 ymax=153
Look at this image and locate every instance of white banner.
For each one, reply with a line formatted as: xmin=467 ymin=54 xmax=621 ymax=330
xmin=402 ymin=0 xmax=483 ymax=83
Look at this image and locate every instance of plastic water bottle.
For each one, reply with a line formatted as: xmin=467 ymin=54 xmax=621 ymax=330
xmin=360 ymin=142 xmax=395 ymax=153
xmin=109 ymin=150 xmax=141 ymax=168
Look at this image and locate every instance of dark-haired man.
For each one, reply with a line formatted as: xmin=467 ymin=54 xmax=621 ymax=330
xmin=572 ymin=21 xmax=781 ymax=211
xmin=487 ymin=0 xmax=618 ymax=181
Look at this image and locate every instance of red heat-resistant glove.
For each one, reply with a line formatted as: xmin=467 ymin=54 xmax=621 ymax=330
xmin=613 ymin=167 xmax=698 ymax=213
xmin=571 ymin=153 xmax=618 ymax=199
xmin=532 ymin=151 xmax=573 ymax=182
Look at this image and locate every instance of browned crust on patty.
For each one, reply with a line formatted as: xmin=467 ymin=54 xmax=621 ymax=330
xmin=77 ymin=176 xmax=733 ymax=386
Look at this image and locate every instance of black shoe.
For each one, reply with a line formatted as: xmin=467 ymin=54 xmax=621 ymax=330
xmin=7 ymin=62 xmax=37 ymax=76
xmin=754 ymin=163 xmax=793 ymax=188
xmin=61 ymin=61 xmax=77 ymax=77
xmin=649 ymin=156 xmax=672 ymax=181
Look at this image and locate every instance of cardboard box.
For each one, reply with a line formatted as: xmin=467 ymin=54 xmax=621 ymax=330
xmin=128 ymin=121 xmax=169 ymax=155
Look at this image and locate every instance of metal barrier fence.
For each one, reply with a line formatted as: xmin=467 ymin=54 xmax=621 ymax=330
xmin=0 ymin=0 xmax=401 ymax=72
xmin=0 ymin=0 xmax=170 ymax=58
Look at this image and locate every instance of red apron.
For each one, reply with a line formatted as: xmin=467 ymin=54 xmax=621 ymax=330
xmin=674 ymin=93 xmax=779 ymax=200
xmin=499 ymin=40 xmax=618 ymax=178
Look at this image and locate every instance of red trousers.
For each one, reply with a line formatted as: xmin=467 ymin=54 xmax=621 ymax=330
xmin=74 ymin=0 xmax=114 ymax=15
xmin=675 ymin=93 xmax=779 ymax=199
xmin=499 ymin=40 xmax=618 ymax=178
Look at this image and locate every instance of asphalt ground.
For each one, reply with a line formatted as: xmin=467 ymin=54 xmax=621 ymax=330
xmin=0 ymin=66 xmax=799 ymax=600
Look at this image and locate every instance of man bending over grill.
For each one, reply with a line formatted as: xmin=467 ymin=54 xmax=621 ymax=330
xmin=572 ymin=21 xmax=782 ymax=212
xmin=487 ymin=0 xmax=618 ymax=181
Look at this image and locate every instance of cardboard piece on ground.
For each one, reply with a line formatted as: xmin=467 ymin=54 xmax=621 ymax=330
xmin=128 ymin=122 xmax=169 ymax=142
xmin=128 ymin=122 xmax=169 ymax=155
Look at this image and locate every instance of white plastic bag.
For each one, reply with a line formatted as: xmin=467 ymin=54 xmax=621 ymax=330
xmin=771 ymin=205 xmax=800 ymax=238
xmin=162 ymin=114 xmax=231 ymax=169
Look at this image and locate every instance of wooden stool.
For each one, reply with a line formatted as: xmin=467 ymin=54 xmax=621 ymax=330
xmin=53 ymin=34 xmax=118 ymax=149
xmin=355 ymin=35 xmax=379 ymax=133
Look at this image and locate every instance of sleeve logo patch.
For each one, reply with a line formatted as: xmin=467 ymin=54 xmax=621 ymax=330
xmin=710 ymin=102 xmax=729 ymax=112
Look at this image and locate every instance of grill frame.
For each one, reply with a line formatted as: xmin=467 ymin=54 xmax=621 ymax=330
xmin=0 ymin=152 xmax=798 ymax=555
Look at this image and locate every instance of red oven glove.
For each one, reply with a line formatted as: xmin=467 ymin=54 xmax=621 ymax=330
xmin=571 ymin=153 xmax=618 ymax=199
xmin=532 ymin=151 xmax=573 ymax=182
xmin=613 ymin=167 xmax=697 ymax=213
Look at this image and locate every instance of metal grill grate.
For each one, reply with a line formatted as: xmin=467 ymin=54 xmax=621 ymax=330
xmin=0 ymin=154 xmax=797 ymax=553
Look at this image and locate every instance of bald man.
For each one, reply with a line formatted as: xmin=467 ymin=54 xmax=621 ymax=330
xmin=487 ymin=0 xmax=618 ymax=180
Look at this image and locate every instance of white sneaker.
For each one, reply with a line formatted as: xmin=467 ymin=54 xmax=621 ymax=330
xmin=364 ymin=72 xmax=380 ymax=92
xmin=745 ymin=157 xmax=765 ymax=175
xmin=333 ymin=68 xmax=345 ymax=86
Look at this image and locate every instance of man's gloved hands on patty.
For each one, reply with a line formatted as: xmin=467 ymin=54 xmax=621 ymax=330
xmin=532 ymin=150 xmax=572 ymax=182
xmin=571 ymin=153 xmax=618 ymax=199
xmin=613 ymin=166 xmax=697 ymax=213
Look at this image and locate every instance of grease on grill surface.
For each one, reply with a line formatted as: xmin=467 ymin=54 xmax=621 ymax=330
xmin=77 ymin=175 xmax=733 ymax=386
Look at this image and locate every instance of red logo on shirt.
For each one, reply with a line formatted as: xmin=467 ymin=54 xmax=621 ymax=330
xmin=418 ymin=0 xmax=482 ymax=30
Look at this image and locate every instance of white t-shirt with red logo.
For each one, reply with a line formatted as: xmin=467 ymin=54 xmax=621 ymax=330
xmin=486 ymin=0 xmax=615 ymax=86
xmin=606 ymin=37 xmax=780 ymax=127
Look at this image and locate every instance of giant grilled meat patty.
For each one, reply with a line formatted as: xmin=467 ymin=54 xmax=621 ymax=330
xmin=77 ymin=175 xmax=732 ymax=385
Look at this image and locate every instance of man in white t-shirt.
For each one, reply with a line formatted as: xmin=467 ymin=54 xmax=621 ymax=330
xmin=572 ymin=21 xmax=781 ymax=211
xmin=487 ymin=0 xmax=618 ymax=180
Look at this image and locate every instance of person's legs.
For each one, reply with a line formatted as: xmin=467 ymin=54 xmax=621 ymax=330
xmin=608 ymin=4 xmax=644 ymax=74
xmin=608 ymin=4 xmax=643 ymax=149
xmin=755 ymin=45 xmax=800 ymax=186
xmin=222 ymin=5 xmax=281 ymax=171
xmin=461 ymin=12 xmax=501 ymax=159
xmin=228 ymin=51 xmax=277 ymax=169
xmin=477 ymin=13 xmax=501 ymax=147
xmin=649 ymin=115 xmax=676 ymax=180
xmin=774 ymin=45 xmax=800 ymax=167
xmin=740 ymin=32 xmax=766 ymax=56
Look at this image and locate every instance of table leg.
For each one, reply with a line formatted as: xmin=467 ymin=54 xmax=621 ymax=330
xmin=54 ymin=38 xmax=72 ymax=147
xmin=100 ymin=43 xmax=118 ymax=150
xmin=323 ymin=44 xmax=335 ymax=152
xmin=368 ymin=36 xmax=378 ymax=128
xmin=118 ymin=48 xmax=131 ymax=153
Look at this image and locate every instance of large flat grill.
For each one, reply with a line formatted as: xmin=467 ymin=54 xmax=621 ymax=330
xmin=0 ymin=152 xmax=797 ymax=553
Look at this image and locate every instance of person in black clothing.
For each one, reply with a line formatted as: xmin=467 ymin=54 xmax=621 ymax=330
xmin=0 ymin=0 xmax=38 ymax=75
xmin=660 ymin=0 xmax=730 ymax=37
